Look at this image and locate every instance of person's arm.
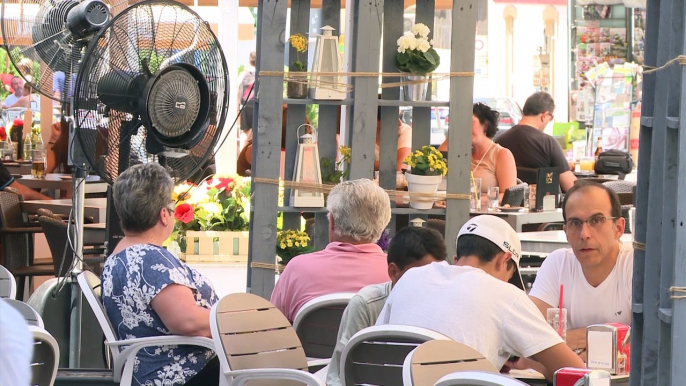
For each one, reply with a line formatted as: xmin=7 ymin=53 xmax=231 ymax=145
xmin=495 ymin=147 xmax=517 ymax=200
xmin=520 ymin=343 xmax=585 ymax=381
xmin=438 ymin=135 xmax=448 ymax=152
xmin=559 ymin=171 xmax=577 ymax=193
xmin=9 ymin=180 xmax=52 ymax=200
xmin=151 ymin=284 xmax=212 ymax=338
xmin=530 ymin=295 xmax=587 ymax=353
xmin=46 ymin=147 xmax=57 ymax=174
xmin=327 ymin=295 xmax=373 ymax=386
xmin=7 ymin=96 xmax=29 ymax=109
xmin=397 ymin=147 xmax=411 ymax=172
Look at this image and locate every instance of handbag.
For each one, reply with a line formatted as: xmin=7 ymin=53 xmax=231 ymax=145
xmin=595 ymin=150 xmax=634 ymax=178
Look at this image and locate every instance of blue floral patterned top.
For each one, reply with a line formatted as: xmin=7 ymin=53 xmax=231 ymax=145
xmin=101 ymin=244 xmax=218 ymax=386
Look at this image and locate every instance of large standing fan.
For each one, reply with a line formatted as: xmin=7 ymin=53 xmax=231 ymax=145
xmin=73 ymin=0 xmax=228 ymax=184
xmin=1 ymin=0 xmax=127 ymax=104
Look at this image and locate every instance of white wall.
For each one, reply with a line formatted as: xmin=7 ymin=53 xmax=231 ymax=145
xmin=477 ymin=1 xmax=569 ymax=121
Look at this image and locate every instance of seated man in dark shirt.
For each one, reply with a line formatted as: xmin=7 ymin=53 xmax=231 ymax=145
xmin=0 ymin=163 xmax=51 ymax=200
xmin=496 ymin=92 xmax=576 ymax=192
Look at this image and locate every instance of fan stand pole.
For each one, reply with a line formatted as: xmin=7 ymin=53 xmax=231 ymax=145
xmin=68 ymin=118 xmax=88 ymax=369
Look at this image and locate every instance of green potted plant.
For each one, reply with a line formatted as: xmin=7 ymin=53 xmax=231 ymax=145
xmin=395 ymin=23 xmax=440 ymax=101
xmin=403 ymin=145 xmax=447 ymax=209
xmin=276 ymin=229 xmax=314 ymax=267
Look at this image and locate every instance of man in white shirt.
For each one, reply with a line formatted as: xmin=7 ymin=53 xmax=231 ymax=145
xmin=326 ymin=227 xmax=447 ymax=386
xmin=529 ymin=180 xmax=633 ymax=357
xmin=3 ymin=76 xmax=23 ymax=107
xmin=376 ymin=215 xmax=584 ymax=381
xmin=0 ymin=299 xmax=34 ymax=386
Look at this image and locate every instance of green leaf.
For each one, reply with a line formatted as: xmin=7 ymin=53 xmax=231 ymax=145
xmin=423 ymin=50 xmax=437 ymax=66
xmin=395 ymin=52 xmax=410 ymax=65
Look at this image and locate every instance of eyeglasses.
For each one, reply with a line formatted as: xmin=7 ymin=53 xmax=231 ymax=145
xmin=546 ymin=112 xmax=555 ymax=121
xmin=165 ymin=204 xmax=175 ymax=214
xmin=565 ymin=215 xmax=617 ymax=232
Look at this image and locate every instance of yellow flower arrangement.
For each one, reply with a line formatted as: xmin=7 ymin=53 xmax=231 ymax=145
xmin=403 ymin=145 xmax=447 ymax=176
xmin=276 ymin=229 xmax=314 ymax=265
xmin=288 ymin=33 xmax=308 ymax=71
xmin=321 ymin=145 xmax=352 ymax=183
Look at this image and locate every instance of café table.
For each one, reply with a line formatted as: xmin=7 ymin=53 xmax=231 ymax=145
xmin=2 ymin=160 xmax=32 ymax=175
xmin=519 ymin=230 xmax=633 ymax=255
xmin=17 ymin=174 xmax=107 ymax=198
xmin=22 ymin=197 xmax=107 ymax=223
xmin=510 ymin=369 xmax=629 ymax=385
xmin=470 ymin=208 xmax=564 ymax=233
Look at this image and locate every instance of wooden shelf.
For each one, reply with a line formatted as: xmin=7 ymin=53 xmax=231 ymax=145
xmin=378 ymin=100 xmax=450 ymax=107
xmin=283 ymin=98 xmax=353 ymax=105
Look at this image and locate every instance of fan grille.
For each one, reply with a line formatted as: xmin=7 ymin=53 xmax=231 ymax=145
xmin=1 ymin=0 xmax=128 ymax=102
xmin=148 ymin=69 xmax=201 ymax=138
xmin=73 ymin=0 xmax=229 ymax=184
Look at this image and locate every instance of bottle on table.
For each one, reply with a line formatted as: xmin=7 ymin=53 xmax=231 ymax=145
xmin=23 ymin=132 xmax=32 ymax=161
xmin=594 ymin=137 xmax=603 ymax=158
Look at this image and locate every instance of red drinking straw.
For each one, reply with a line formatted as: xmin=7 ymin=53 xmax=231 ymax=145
xmin=559 ymin=284 xmax=564 ymax=336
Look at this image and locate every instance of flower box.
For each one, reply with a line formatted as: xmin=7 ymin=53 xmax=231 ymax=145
xmin=179 ymin=230 xmax=249 ymax=263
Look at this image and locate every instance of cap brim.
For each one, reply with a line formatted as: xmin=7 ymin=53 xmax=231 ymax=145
xmin=509 ymin=265 xmax=525 ymax=291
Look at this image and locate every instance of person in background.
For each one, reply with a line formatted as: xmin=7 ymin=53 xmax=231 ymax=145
xmin=0 ymin=298 xmax=33 ymax=386
xmin=236 ymin=104 xmax=309 ymax=178
xmin=47 ymin=119 xmax=70 ymax=174
xmin=271 ymin=179 xmax=392 ymax=322
xmin=238 ymin=51 xmax=257 ymax=144
xmin=326 ymin=226 xmax=447 ymax=386
xmin=376 ymin=215 xmax=584 ymax=382
xmin=0 ymin=162 xmax=51 ymax=200
xmin=439 ymin=102 xmax=517 ymax=200
xmin=3 ymin=76 xmax=23 ymax=107
xmin=495 ymin=92 xmax=576 ymax=192
xmin=529 ymin=180 xmax=632 ymax=359
xmin=7 ymin=83 xmax=33 ymax=109
xmin=375 ymin=106 xmax=412 ymax=172
xmin=101 ymin=163 xmax=219 ymax=386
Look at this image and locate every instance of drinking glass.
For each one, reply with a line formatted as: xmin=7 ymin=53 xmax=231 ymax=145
xmin=487 ymin=186 xmax=499 ymax=211
xmin=470 ymin=178 xmax=482 ymax=211
xmin=547 ymin=308 xmax=568 ymax=341
xmin=580 ymin=157 xmax=594 ymax=173
xmin=31 ymin=149 xmax=46 ymax=179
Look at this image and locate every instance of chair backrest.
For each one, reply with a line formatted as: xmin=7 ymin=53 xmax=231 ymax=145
xmin=5 ymin=298 xmax=43 ymax=327
xmin=403 ymin=340 xmax=498 ymax=386
xmin=38 ymin=215 xmax=74 ymax=277
xmin=516 ymin=166 xmax=538 ymax=185
xmin=0 ymin=191 xmax=32 ymax=272
xmin=501 ymin=183 xmax=528 ymax=207
xmin=76 ymin=271 xmax=120 ymax=361
xmin=292 ymin=292 xmax=355 ymax=359
xmin=29 ymin=325 xmax=60 ymax=386
xmin=340 ymin=324 xmax=451 ymax=386
xmin=603 ymin=180 xmax=636 ymax=194
xmin=0 ymin=264 xmax=16 ymax=299
xmin=434 ymin=371 xmax=529 ymax=386
xmin=210 ymin=293 xmax=309 ymax=379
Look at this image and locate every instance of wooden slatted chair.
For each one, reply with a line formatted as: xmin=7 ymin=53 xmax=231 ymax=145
xmin=339 ymin=325 xmax=451 ymax=386
xmin=293 ymin=292 xmax=355 ymax=368
xmin=402 ymin=340 xmax=498 ymax=386
xmin=210 ymin=293 xmax=325 ymax=386
xmin=433 ymin=371 xmax=528 ymax=386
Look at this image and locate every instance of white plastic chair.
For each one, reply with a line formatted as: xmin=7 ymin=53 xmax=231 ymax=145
xmin=339 ymin=324 xmax=451 ymax=386
xmin=5 ymin=298 xmax=43 ymax=327
xmin=29 ymin=325 xmax=60 ymax=386
xmin=0 ymin=264 xmax=16 ymax=299
xmin=76 ymin=271 xmax=224 ymax=386
xmin=292 ymin=292 xmax=355 ymax=367
xmin=402 ymin=340 xmax=498 ymax=386
xmin=210 ymin=292 xmax=325 ymax=386
xmin=434 ymin=371 xmax=529 ymax=386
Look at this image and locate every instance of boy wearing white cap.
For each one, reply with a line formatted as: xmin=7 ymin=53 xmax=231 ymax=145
xmin=376 ymin=215 xmax=584 ymax=381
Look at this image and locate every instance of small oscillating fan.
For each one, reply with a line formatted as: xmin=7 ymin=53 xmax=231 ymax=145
xmin=73 ymin=0 xmax=228 ymax=185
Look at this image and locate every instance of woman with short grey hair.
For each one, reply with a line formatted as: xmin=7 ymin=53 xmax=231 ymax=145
xmin=101 ymin=163 xmax=220 ymax=386
xmin=326 ymin=178 xmax=391 ymax=243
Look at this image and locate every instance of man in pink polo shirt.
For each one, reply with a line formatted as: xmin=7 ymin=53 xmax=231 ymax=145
xmin=271 ymin=178 xmax=392 ymax=322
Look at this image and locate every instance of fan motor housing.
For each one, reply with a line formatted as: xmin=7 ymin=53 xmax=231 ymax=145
xmin=66 ymin=0 xmax=111 ymax=40
xmin=140 ymin=63 xmax=211 ymax=149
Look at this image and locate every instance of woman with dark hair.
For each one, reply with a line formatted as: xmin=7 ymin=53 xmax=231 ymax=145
xmin=47 ymin=118 xmax=70 ymax=174
xmin=439 ymin=103 xmax=516 ymax=200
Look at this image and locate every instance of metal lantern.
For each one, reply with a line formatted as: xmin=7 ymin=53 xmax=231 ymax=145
xmin=290 ymin=124 xmax=325 ymax=207
xmin=309 ymin=25 xmax=346 ymax=100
